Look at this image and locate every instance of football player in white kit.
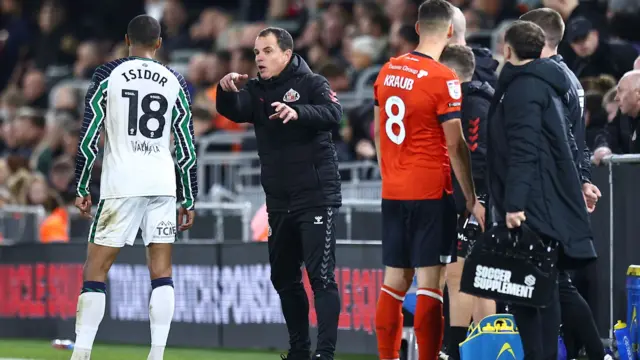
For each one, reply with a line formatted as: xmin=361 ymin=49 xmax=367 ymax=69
xmin=70 ymin=15 xmax=197 ymax=360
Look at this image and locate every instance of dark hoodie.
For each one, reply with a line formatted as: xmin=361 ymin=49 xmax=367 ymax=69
xmin=487 ymin=58 xmax=596 ymax=269
xmin=216 ymin=54 xmax=343 ymax=212
xmin=551 ymin=54 xmax=592 ymax=184
xmin=453 ymin=80 xmax=493 ymax=213
xmin=471 ymin=46 xmax=499 ymax=88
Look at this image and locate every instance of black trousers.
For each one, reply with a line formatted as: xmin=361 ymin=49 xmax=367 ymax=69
xmin=512 ymin=271 xmax=604 ymax=360
xmin=511 ymin=276 xmax=561 ymax=360
xmin=268 ymin=207 xmax=341 ymax=359
xmin=559 ymin=271 xmax=605 ymax=360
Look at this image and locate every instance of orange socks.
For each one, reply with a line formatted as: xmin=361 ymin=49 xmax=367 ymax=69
xmin=375 ymin=285 xmax=406 ymax=360
xmin=414 ymin=288 xmax=444 ymax=360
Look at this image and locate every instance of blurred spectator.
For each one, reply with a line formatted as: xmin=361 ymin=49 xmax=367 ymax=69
xmin=384 ymin=0 xmax=418 ymax=27
xmin=189 ymin=8 xmax=231 ymax=50
xmin=389 ymin=24 xmax=419 ymax=58
xmin=0 ymin=87 xmax=25 ymax=123
xmin=21 ymin=69 xmax=48 ymax=110
xmin=24 ymin=173 xmax=69 ymax=243
xmin=51 ymin=85 xmax=80 ymax=114
xmin=565 ymin=16 xmax=638 ymax=80
xmin=33 ymin=0 xmax=78 ymax=72
xmin=48 ymin=155 xmax=75 ymax=204
xmin=592 ymin=71 xmax=640 ymax=163
xmin=11 ymin=108 xmax=46 ymax=161
xmin=159 ymin=0 xmax=191 ymax=53
xmin=349 ymin=36 xmax=384 ymax=79
xmin=107 ymin=42 xmax=129 ymax=62
xmin=185 ymin=53 xmax=215 ymax=97
xmin=602 ymin=87 xmax=619 ymax=122
xmin=230 ymin=47 xmax=256 ymax=76
xmin=584 ymin=91 xmax=608 ymax=150
xmin=73 ymin=41 xmax=103 ymax=79
xmin=209 ymin=50 xmax=231 ymax=86
xmin=0 ymin=0 xmax=30 ymax=91
xmin=580 ymin=74 xmax=616 ymax=94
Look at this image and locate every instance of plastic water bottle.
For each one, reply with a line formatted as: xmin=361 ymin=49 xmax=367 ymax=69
xmin=557 ymin=335 xmax=567 ymax=360
xmin=51 ymin=339 xmax=74 ymax=350
xmin=626 ymin=265 xmax=640 ymax=357
xmin=613 ymin=321 xmax=634 ymax=360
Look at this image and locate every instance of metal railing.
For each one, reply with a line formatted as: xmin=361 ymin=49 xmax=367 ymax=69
xmin=600 ymin=154 xmax=640 ymax=338
xmin=0 ymin=201 xmax=253 ymax=244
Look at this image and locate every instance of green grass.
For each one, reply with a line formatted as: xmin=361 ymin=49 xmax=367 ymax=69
xmin=0 ymin=339 xmax=376 ymax=360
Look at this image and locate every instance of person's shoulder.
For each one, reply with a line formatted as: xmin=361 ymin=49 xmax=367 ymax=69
xmin=91 ymin=58 xmax=133 ymax=81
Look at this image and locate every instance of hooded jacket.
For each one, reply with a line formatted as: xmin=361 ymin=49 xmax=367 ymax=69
xmin=471 ymin=46 xmax=499 ymax=88
xmin=216 ymin=54 xmax=342 ymax=212
xmin=551 ymin=54 xmax=592 ymax=184
xmin=487 ymin=58 xmax=596 ymax=268
xmin=453 ymin=80 xmax=493 ymax=213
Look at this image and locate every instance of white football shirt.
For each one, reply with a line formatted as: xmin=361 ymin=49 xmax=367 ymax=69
xmin=75 ymin=57 xmax=198 ymax=210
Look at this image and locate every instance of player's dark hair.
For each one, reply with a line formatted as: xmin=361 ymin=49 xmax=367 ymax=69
xmin=519 ymin=8 xmax=565 ymax=48
xmin=257 ymin=27 xmax=294 ymax=52
xmin=440 ymin=45 xmax=476 ymax=81
xmin=127 ymin=14 xmax=161 ymax=47
xmin=418 ymin=0 xmax=454 ymax=33
xmin=398 ymin=24 xmax=419 ymax=45
xmin=504 ymin=20 xmax=545 ymax=60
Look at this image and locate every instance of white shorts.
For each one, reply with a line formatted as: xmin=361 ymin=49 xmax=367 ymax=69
xmin=88 ymin=196 xmax=177 ymax=247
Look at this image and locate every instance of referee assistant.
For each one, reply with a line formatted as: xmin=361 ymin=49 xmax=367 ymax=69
xmin=216 ymin=27 xmax=342 ymax=360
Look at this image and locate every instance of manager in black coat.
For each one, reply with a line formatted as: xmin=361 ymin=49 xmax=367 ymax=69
xmin=216 ymin=27 xmax=342 ymax=360
xmin=486 ymin=21 xmax=597 ymax=360
xmin=520 ymin=8 xmax=605 ymax=360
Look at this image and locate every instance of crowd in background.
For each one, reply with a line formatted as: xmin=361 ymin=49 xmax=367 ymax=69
xmin=0 ymin=0 xmax=639 ymax=242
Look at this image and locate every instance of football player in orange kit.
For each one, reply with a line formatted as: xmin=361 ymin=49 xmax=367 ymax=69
xmin=373 ymin=1 xmax=485 ymax=359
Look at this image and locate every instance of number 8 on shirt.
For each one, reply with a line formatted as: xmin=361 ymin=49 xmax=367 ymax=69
xmin=374 ymin=51 xmax=461 ymax=268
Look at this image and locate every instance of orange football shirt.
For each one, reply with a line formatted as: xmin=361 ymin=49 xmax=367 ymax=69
xmin=374 ymin=51 xmax=462 ymax=200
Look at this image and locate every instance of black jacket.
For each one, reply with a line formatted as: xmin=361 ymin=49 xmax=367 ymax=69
xmin=453 ymin=80 xmax=493 ymax=213
xmin=487 ymin=59 xmax=596 ymax=268
xmin=216 ymin=54 xmax=342 ymax=212
xmin=551 ymin=55 xmax=592 ymax=184
xmin=594 ymin=110 xmax=638 ymax=154
xmin=471 ymin=47 xmax=499 ymax=88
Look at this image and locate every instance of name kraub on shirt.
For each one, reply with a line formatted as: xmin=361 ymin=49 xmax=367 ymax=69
xmin=473 ymin=265 xmax=535 ymax=299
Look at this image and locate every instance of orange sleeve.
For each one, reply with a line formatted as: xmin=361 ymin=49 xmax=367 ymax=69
xmin=435 ymin=69 xmax=462 ymax=123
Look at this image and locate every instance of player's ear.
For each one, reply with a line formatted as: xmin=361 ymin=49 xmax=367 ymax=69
xmin=284 ymin=48 xmax=293 ymax=61
xmin=125 ymin=34 xmax=130 ymax=47
xmin=415 ymin=21 xmax=420 ymax=36
xmin=155 ymin=37 xmax=162 ymax=50
xmin=447 ymin=22 xmax=453 ymax=39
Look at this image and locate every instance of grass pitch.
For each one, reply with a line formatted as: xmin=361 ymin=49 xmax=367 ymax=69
xmin=0 ymin=339 xmax=376 ymax=360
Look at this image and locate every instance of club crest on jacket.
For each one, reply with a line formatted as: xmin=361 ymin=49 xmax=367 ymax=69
xmin=283 ymin=88 xmax=300 ymax=102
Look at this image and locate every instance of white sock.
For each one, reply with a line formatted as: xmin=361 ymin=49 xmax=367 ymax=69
xmin=70 ymin=347 xmax=91 ymax=360
xmin=148 ymin=285 xmax=175 ymax=360
xmin=72 ymin=292 xmax=106 ymax=354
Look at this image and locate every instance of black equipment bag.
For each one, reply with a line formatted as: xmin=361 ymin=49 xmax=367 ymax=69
xmin=460 ymin=223 xmax=559 ymax=308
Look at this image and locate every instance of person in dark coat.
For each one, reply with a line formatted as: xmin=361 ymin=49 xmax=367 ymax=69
xmin=440 ymin=44 xmax=495 ymax=360
xmin=216 ymin=27 xmax=342 ymax=360
xmin=520 ymin=9 xmax=605 ymax=359
xmin=448 ymin=4 xmax=499 ymax=88
xmin=486 ymin=20 xmax=597 ymax=360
